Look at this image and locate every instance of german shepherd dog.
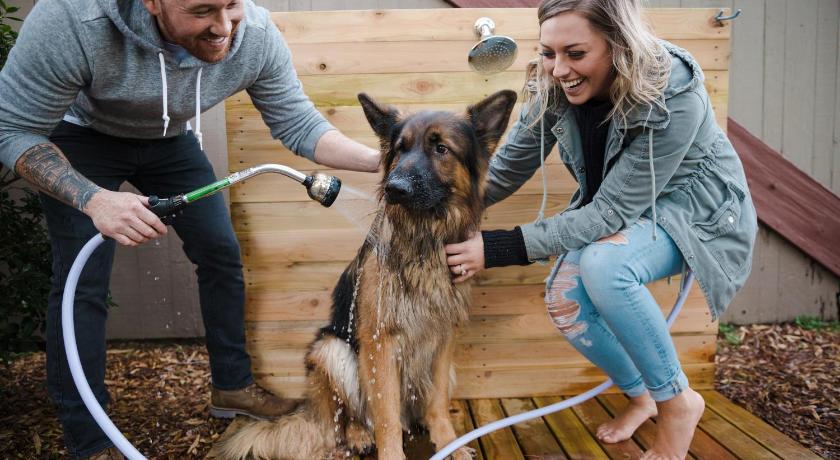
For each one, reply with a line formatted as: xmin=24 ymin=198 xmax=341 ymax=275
xmin=220 ymin=90 xmax=517 ymax=460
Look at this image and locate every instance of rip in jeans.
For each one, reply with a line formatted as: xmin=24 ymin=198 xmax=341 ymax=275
xmin=594 ymin=217 xmax=648 ymax=246
xmin=545 ymin=262 xmax=588 ymax=341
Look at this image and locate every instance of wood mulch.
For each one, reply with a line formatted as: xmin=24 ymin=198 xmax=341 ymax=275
xmin=0 ymin=323 xmax=836 ymax=459
xmin=715 ymin=322 xmax=839 ymax=459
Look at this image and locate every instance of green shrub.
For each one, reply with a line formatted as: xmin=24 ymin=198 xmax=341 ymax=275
xmin=0 ymin=0 xmax=21 ymax=68
xmin=0 ymin=1 xmax=49 ymax=356
xmin=0 ymin=170 xmax=51 ymax=354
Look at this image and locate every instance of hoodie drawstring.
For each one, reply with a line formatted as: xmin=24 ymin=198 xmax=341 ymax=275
xmin=158 ymin=52 xmax=204 ymax=150
xmin=195 ymin=67 xmax=203 ymax=150
xmin=158 ymin=53 xmax=170 ymax=136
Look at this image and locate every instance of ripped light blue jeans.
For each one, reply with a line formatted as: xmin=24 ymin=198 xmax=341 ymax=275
xmin=545 ymin=217 xmax=688 ymax=402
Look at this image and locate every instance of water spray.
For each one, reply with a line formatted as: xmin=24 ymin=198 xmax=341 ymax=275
xmin=63 ymin=164 xmax=341 ymax=460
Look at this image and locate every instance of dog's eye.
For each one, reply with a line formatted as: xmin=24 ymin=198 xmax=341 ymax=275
xmin=435 ymin=143 xmax=449 ymax=155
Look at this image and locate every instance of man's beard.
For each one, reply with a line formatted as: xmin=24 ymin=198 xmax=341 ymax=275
xmin=156 ymin=7 xmax=238 ymax=63
xmin=188 ymin=25 xmax=238 ymax=63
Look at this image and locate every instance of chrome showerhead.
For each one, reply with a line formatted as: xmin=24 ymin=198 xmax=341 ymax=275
xmin=468 ymin=17 xmax=518 ymax=74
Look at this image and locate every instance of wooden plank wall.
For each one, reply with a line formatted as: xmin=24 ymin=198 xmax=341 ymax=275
xmin=226 ymin=8 xmax=728 ymax=398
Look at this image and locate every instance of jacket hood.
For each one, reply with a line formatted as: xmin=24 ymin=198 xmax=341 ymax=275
xmin=620 ymin=40 xmax=705 ymax=130
xmin=97 ymin=0 xmax=248 ymax=68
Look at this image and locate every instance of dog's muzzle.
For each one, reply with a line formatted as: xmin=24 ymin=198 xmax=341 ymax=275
xmin=384 ymin=175 xmax=414 ymax=205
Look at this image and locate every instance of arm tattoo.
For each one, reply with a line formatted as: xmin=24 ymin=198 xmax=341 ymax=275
xmin=14 ymin=143 xmax=101 ymax=211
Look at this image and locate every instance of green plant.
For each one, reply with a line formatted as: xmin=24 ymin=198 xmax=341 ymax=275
xmin=718 ymin=322 xmax=742 ymax=346
xmin=1 ymin=2 xmax=49 ymax=356
xmin=794 ymin=316 xmax=840 ymax=331
xmin=0 ymin=169 xmax=52 ymax=354
xmin=0 ymin=0 xmax=21 ymax=68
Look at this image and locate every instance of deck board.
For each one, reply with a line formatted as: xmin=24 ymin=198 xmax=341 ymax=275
xmin=499 ymin=398 xmax=567 ymax=458
xmin=207 ymin=391 xmax=816 ymax=459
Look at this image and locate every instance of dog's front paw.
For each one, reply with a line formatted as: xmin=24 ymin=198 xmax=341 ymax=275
xmin=345 ymin=421 xmax=374 ymax=455
xmin=449 ymin=446 xmax=476 ymax=460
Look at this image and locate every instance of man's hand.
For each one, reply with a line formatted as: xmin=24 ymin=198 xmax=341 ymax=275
xmin=84 ymin=190 xmax=167 ymax=246
xmin=14 ymin=142 xmax=166 ymax=246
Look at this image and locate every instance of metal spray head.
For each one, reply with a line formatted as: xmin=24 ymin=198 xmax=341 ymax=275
xmin=468 ymin=17 xmax=518 ymax=74
xmin=303 ymin=173 xmax=342 ymax=207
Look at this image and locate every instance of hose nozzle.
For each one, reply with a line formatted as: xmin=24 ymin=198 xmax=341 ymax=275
xmin=303 ymin=173 xmax=342 ymax=207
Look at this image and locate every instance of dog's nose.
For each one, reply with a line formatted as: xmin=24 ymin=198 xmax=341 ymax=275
xmin=384 ymin=176 xmax=413 ymax=204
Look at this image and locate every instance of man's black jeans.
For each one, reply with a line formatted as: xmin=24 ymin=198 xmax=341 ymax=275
xmin=43 ymin=122 xmax=253 ymax=458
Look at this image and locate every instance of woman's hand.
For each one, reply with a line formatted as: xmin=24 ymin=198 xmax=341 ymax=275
xmin=445 ymin=231 xmax=484 ymax=283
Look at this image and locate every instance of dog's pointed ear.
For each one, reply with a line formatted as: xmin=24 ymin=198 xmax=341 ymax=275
xmin=466 ymin=90 xmax=518 ymax=155
xmin=358 ymin=93 xmax=399 ymax=140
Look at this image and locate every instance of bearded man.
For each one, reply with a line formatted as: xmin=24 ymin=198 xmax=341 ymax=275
xmin=0 ymin=1 xmax=379 ymax=458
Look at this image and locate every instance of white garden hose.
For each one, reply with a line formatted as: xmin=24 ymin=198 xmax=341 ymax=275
xmin=431 ymin=271 xmax=695 ymax=460
xmin=62 ymin=233 xmax=147 ymax=460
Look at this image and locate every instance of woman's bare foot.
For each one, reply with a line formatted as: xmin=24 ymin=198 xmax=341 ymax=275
xmin=596 ymin=392 xmax=657 ymax=443
xmin=641 ymin=387 xmax=705 ymax=460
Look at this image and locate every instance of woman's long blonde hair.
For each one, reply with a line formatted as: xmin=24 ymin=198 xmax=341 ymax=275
xmin=525 ymin=0 xmax=671 ymax=128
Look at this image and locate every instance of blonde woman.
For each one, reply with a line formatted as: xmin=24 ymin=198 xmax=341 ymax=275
xmin=445 ymin=0 xmax=756 ymax=458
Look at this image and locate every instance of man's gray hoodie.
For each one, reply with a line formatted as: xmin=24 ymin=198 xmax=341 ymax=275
xmin=0 ymin=0 xmax=334 ymax=170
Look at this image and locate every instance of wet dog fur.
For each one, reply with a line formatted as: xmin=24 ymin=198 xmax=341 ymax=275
xmin=219 ymin=90 xmax=517 ymax=460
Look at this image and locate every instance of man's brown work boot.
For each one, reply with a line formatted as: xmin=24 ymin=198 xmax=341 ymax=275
xmin=83 ymin=447 xmax=125 ymax=460
xmin=210 ymin=382 xmax=298 ymax=420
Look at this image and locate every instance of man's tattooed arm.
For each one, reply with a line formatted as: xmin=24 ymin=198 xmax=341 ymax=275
xmin=14 ymin=143 xmax=101 ymax=211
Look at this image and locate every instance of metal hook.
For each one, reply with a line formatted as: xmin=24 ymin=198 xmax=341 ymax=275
xmin=714 ymin=8 xmax=742 ymax=26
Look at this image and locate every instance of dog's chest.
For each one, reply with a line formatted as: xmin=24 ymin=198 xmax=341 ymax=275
xmin=361 ymin=257 xmax=471 ymax=333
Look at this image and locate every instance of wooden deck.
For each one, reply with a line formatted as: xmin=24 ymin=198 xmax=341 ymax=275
xmin=208 ymin=391 xmax=819 ymax=459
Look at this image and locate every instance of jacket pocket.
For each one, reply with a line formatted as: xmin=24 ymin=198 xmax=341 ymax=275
xmin=691 ymin=182 xmax=744 ymax=241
